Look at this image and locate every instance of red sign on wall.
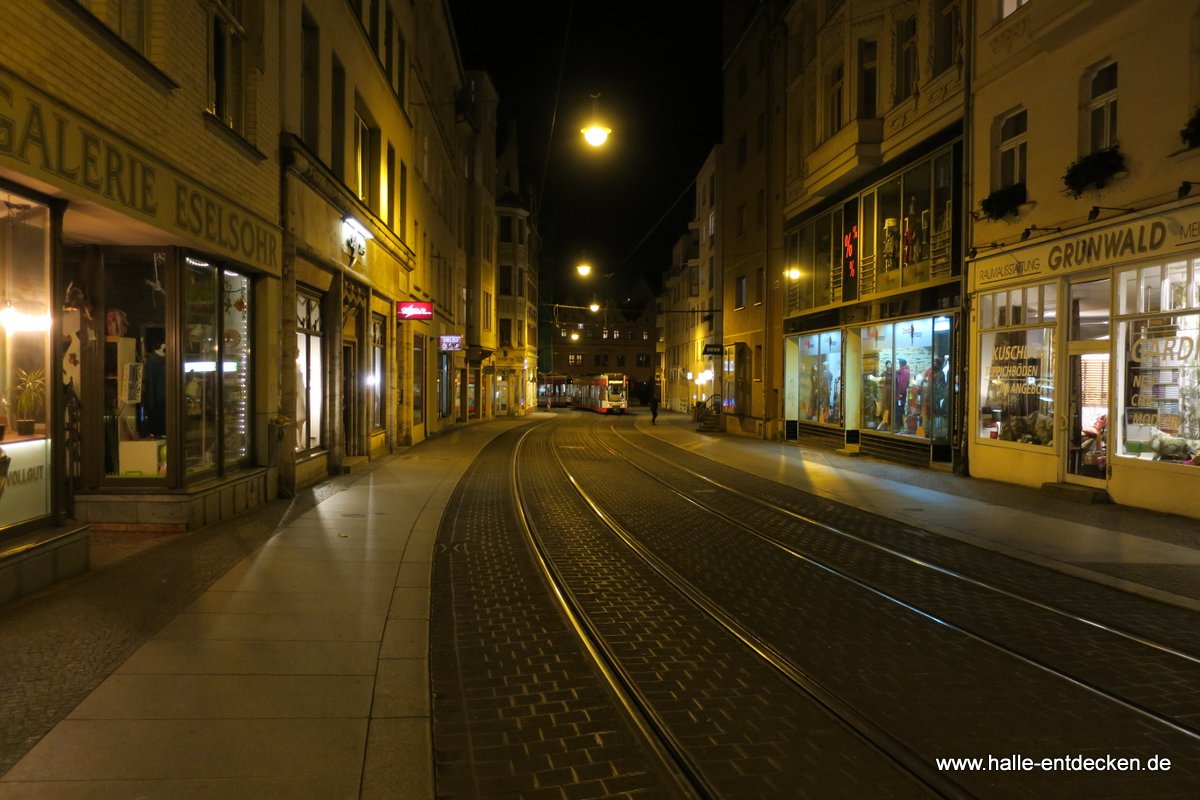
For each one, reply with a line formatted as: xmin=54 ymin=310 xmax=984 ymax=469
xmin=397 ymin=301 xmax=433 ymax=320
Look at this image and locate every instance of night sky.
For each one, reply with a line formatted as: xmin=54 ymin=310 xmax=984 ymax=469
xmin=449 ymin=2 xmax=724 ymax=308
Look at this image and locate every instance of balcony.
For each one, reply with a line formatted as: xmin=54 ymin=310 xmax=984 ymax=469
xmin=804 ymin=118 xmax=884 ymax=200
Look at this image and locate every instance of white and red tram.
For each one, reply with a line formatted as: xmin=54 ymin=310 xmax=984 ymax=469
xmin=572 ymin=373 xmax=629 ymax=414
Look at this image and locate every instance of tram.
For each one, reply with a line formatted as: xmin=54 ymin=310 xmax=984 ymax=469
xmin=537 ymin=373 xmax=574 ymax=407
xmin=573 ymin=373 xmax=629 ymax=414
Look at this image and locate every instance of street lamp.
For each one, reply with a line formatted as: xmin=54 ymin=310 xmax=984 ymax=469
xmin=580 ymin=93 xmax=612 ymax=147
xmin=576 ymin=262 xmax=592 ymax=277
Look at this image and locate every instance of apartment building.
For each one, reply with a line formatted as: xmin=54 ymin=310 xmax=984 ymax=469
xmin=766 ymin=0 xmax=967 ymax=468
xmin=721 ymin=0 xmax=786 ymax=439
xmin=495 ymin=124 xmax=540 ymax=416
xmin=0 ymin=0 xmax=285 ymax=570
xmin=966 ymin=0 xmax=1200 ymax=517
xmin=0 ymin=0 xmax=499 ymax=600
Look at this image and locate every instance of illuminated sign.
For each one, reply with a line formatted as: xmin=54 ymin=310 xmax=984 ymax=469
xmin=439 ymin=335 xmax=464 ymax=351
xmin=397 ymin=301 xmax=434 ymax=320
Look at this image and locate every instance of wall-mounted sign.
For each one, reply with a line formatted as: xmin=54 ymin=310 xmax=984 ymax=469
xmin=702 ymin=344 xmax=723 ymax=356
xmin=397 ymin=301 xmax=433 ymax=320
xmin=439 ymin=335 xmax=463 ymax=351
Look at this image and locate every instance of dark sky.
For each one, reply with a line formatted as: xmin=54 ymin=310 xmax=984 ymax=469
xmin=449 ymin=2 xmax=724 ymax=307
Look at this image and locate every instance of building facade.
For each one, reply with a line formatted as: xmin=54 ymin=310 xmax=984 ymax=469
xmin=966 ymin=0 xmax=1200 ymax=517
xmin=0 ymin=0 xmax=502 ymax=598
xmin=495 ymin=124 xmax=540 ymax=416
xmin=2 ymin=0 xmax=285 ymax=549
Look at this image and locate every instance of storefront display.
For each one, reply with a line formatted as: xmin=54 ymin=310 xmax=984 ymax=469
xmin=1116 ymin=261 xmax=1200 ymax=464
xmin=0 ymin=188 xmax=52 ymax=529
xmin=976 ymin=283 xmax=1056 ymax=446
xmin=857 ymin=315 xmax=952 ymax=441
xmin=789 ymin=330 xmax=842 ymax=425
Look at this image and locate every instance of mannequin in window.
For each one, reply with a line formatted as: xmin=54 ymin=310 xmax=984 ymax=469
xmin=142 ymin=338 xmax=166 ymax=437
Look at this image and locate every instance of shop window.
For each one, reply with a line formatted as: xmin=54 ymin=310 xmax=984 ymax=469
xmin=371 ymin=315 xmax=385 ymax=430
xmin=814 ymin=212 xmax=834 ymax=307
xmin=795 ymin=330 xmax=843 ymax=425
xmin=901 ymin=161 xmax=932 ymax=286
xmin=1117 ymin=261 xmax=1200 ymax=463
xmin=412 ymin=332 xmax=424 ymax=426
xmin=859 ymin=316 xmax=953 ymax=441
xmin=182 ymin=259 xmax=251 ymax=476
xmin=977 ymin=284 xmax=1055 ymax=446
xmin=296 ymin=291 xmax=324 ymax=452
xmin=0 ymin=191 xmax=53 ymax=529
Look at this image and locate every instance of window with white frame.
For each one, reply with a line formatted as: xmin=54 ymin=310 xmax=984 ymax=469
xmin=1116 ymin=260 xmax=1200 ymax=462
xmin=1002 ymin=0 xmax=1030 ymax=19
xmin=209 ymin=0 xmax=247 ymax=135
xmin=934 ymin=0 xmax=961 ymax=76
xmin=998 ymin=109 xmax=1027 ymax=189
xmin=977 ymin=283 xmax=1056 ymax=445
xmin=826 ymin=63 xmax=844 ymax=138
xmin=1088 ymin=62 xmax=1118 ymax=153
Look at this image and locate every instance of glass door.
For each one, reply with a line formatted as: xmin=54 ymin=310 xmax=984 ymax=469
xmin=1063 ymin=277 xmax=1111 ymax=485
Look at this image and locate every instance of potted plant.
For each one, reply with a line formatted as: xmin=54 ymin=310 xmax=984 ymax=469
xmin=978 ymin=183 xmax=1026 ymax=221
xmin=14 ymin=367 xmax=45 ymax=436
xmin=1182 ymin=107 xmax=1200 ymax=149
xmin=1062 ymin=145 xmax=1125 ymax=198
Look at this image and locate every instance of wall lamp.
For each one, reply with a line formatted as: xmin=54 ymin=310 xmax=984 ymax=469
xmin=342 ymin=216 xmax=373 ymax=259
xmin=1020 ymin=225 xmax=1062 ymax=241
xmin=1179 ymin=181 xmax=1200 ymax=199
xmin=1088 ymin=205 xmax=1134 ymax=221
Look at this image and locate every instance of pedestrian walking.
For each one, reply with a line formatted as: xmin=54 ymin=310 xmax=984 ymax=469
xmin=649 ymin=395 xmax=660 ymax=425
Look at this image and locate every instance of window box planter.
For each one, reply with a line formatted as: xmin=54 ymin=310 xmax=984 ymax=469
xmin=978 ymin=183 xmax=1026 ymax=221
xmin=1062 ymin=145 xmax=1125 ymax=198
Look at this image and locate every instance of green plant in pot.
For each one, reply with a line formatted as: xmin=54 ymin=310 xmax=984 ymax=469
xmin=14 ymin=368 xmax=45 ymax=436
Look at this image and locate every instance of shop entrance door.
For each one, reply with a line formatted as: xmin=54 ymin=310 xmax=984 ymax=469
xmin=1062 ymin=277 xmax=1111 ymax=486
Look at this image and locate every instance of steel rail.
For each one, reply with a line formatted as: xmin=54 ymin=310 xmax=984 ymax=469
xmin=550 ymin=418 xmax=969 ymax=799
xmin=509 ymin=422 xmax=714 ymax=800
xmin=592 ymin=420 xmax=1200 ymax=743
xmin=610 ymin=423 xmax=1200 ymax=666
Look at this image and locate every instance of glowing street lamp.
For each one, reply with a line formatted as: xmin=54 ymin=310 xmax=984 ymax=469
xmin=581 ymin=92 xmax=611 ymax=148
xmin=576 ymin=262 xmax=592 ymax=277
xmin=588 ymin=301 xmax=601 ymax=313
xmin=581 ymin=123 xmax=611 ymax=147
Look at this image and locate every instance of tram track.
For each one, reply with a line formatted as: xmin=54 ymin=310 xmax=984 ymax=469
xmin=590 ymin=417 xmax=1200 ymax=737
xmin=527 ymin=414 xmax=1200 ymax=796
xmin=511 ymin=419 xmax=950 ymax=798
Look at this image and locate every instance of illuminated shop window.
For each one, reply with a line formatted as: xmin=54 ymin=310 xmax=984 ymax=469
xmin=0 ymin=190 xmax=52 ymax=529
xmin=1117 ymin=261 xmax=1200 ymax=463
xmin=976 ymin=284 xmax=1056 ymax=446
xmin=859 ymin=315 xmax=953 ymax=442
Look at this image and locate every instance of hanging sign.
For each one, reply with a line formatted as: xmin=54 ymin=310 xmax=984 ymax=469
xmin=397 ymin=301 xmax=433 ymax=320
xmin=439 ymin=335 xmax=463 ymax=351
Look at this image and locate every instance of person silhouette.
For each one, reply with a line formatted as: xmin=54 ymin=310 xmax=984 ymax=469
xmin=649 ymin=395 xmax=660 ymax=425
